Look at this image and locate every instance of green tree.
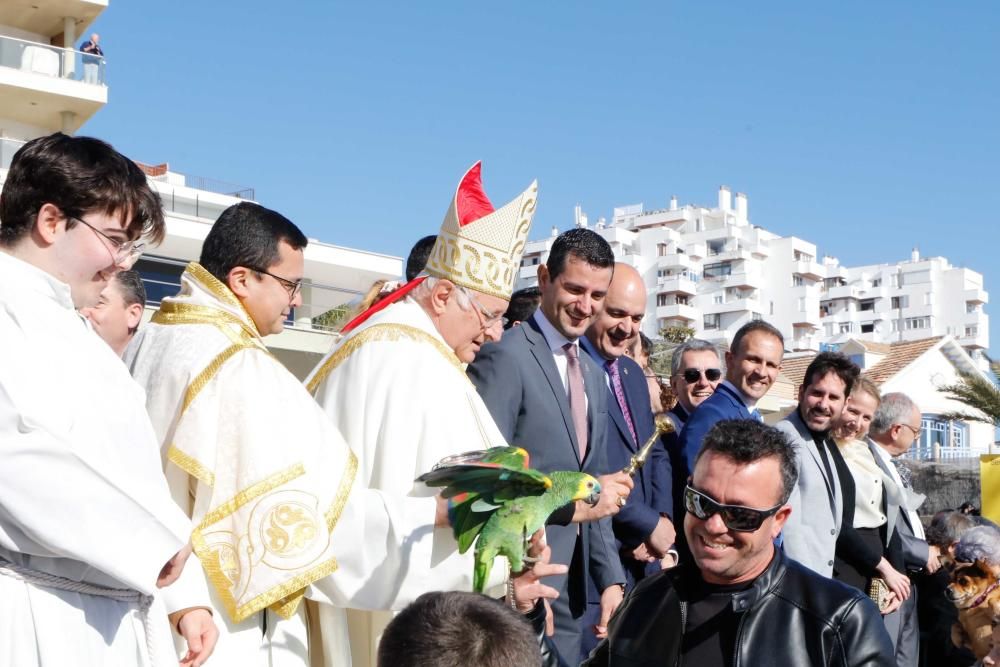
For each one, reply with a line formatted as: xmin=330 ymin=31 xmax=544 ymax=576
xmin=312 ymin=305 xmax=351 ymax=331
xmin=938 ymin=372 xmax=1000 ymax=427
xmin=660 ymin=325 xmax=695 ymax=344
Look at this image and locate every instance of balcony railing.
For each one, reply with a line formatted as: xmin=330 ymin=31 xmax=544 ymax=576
xmin=0 ymin=34 xmax=107 ymax=86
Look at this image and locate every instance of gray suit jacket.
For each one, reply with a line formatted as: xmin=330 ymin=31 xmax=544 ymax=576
xmin=866 ymin=440 xmax=929 ymax=571
xmin=776 ymin=409 xmax=843 ymax=577
xmin=467 ymin=314 xmax=625 ymax=599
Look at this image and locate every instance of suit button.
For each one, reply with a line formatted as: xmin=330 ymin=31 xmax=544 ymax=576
xmin=830 ymin=529 xmax=836 ymax=535
xmin=828 ymin=560 xmax=834 ymax=566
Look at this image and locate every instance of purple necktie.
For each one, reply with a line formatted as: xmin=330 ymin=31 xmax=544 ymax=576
xmin=563 ymin=342 xmax=588 ymax=461
xmin=608 ymin=359 xmax=638 ymax=445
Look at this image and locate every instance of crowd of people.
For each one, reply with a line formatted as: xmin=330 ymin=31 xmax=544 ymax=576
xmin=0 ymin=132 xmax=996 ymax=667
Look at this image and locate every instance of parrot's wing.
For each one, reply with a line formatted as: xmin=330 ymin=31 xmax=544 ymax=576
xmin=417 ymin=463 xmax=551 ymax=502
xmin=433 ymin=446 xmax=532 ymax=471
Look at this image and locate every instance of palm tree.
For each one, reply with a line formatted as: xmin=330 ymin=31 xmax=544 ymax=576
xmin=938 ymin=372 xmax=1000 ymax=427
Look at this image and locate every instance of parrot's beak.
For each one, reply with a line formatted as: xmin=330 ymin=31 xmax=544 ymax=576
xmin=585 ymin=489 xmax=601 ymax=506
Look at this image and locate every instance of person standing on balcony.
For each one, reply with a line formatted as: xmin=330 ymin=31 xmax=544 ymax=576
xmin=307 ymin=162 xmax=546 ymax=666
xmin=79 ymin=33 xmax=103 ymax=84
xmin=81 ymin=269 xmax=146 ymax=357
xmin=0 ymin=132 xmax=213 ymax=667
xmin=126 ymin=201 xmax=459 ymax=666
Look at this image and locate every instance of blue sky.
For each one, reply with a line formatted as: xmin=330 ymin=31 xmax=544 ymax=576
xmin=85 ymin=1 xmax=999 ymax=351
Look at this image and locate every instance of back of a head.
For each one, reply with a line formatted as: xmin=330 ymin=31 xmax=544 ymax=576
xmin=545 ymin=228 xmax=615 ymax=280
xmin=695 ymin=420 xmax=798 ymax=503
xmin=113 ymin=269 xmax=147 ymax=307
xmin=504 ymin=286 xmax=542 ymax=329
xmin=869 ymin=392 xmax=916 ymax=439
xmin=0 ymin=132 xmax=164 ymax=247
xmin=405 ymin=234 xmax=437 ymax=282
xmin=377 ymin=591 xmax=540 ymax=667
xmin=199 ymin=202 xmax=308 ymax=283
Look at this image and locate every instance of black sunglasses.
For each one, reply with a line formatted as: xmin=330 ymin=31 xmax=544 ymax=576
xmin=680 ymin=368 xmax=723 ymax=383
xmin=683 ymin=485 xmax=783 ymax=532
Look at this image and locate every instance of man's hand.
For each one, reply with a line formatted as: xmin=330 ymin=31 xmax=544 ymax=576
xmin=630 ymin=543 xmax=656 ymax=563
xmin=434 ymin=494 xmax=450 ymax=528
xmin=174 ymin=608 xmax=219 ymax=667
xmin=594 ymin=584 xmax=625 ymax=640
xmin=510 ymin=532 xmax=568 ymax=613
xmin=644 ymin=516 xmax=676 ymax=558
xmin=574 ymin=472 xmax=634 ymax=522
xmin=926 ymin=544 xmax=942 ymax=574
xmin=157 ymin=544 xmax=192 ymax=588
xmin=881 ymin=591 xmax=902 ymax=616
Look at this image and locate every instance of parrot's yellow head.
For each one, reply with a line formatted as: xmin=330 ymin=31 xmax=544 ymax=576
xmin=575 ymin=474 xmax=602 ymax=506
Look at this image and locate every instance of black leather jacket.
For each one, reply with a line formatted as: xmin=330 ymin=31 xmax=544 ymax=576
xmin=581 ymin=550 xmax=894 ymax=667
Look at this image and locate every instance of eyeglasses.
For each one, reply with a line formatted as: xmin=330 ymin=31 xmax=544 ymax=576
xmin=684 ymin=485 xmax=783 ymax=532
xmin=899 ymin=423 xmax=922 ymax=439
xmin=71 ymin=216 xmax=145 ymax=266
xmin=462 ymin=288 xmax=504 ymax=328
xmin=250 ymin=267 xmax=302 ymax=300
xmin=679 ymin=368 xmax=723 ymax=383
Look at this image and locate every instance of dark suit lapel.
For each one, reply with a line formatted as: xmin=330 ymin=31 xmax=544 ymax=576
xmin=524 ymin=317 xmax=581 ymax=464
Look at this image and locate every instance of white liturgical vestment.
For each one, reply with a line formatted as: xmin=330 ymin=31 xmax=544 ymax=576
xmin=307 ymin=298 xmax=508 ymax=667
xmin=0 ymin=251 xmax=191 ymax=666
xmin=126 ymin=263 xmax=440 ymax=667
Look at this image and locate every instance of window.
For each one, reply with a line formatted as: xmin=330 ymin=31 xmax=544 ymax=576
xmin=861 ymin=323 xmax=875 ymax=333
xmin=134 ymin=257 xmax=184 ymax=306
xmin=905 ymin=317 xmax=929 ymax=330
xmin=751 ymin=312 xmax=764 ymax=321
xmin=859 ymin=299 xmax=875 ymax=312
xmin=703 ymin=262 xmax=732 ymax=279
xmin=907 ymin=417 xmax=969 ymax=459
xmin=792 ymin=274 xmax=805 ymax=287
xmin=839 ymin=323 xmax=853 ymax=334
xmin=965 ymin=326 xmax=979 ymax=337
xmin=657 ymin=293 xmax=668 ymax=307
xmin=657 ymin=243 xmax=669 ymax=257
xmin=713 ymin=294 xmax=724 ymax=305
xmin=872 ymin=278 xmax=882 ymax=288
xmin=967 ymin=301 xmax=979 ymax=313
xmin=703 ymin=314 xmax=720 ymax=330
xmin=676 ymin=295 xmax=689 ymax=305
xmin=707 ymin=240 xmax=725 ymax=256
xmin=891 ymin=295 xmax=909 ymax=309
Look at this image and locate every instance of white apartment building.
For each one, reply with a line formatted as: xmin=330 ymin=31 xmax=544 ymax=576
xmin=516 ymin=187 xmax=990 ymax=361
xmin=0 ymin=0 xmax=401 ymax=378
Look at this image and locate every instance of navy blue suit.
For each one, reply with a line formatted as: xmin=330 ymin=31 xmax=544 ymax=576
xmin=579 ymin=340 xmax=671 ymax=658
xmin=675 ymin=382 xmax=752 ymax=480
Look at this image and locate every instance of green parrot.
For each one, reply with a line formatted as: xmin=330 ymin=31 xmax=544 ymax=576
xmin=416 ymin=446 xmax=602 ymax=593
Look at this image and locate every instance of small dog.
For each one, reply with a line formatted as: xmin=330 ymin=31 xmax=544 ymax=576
xmin=947 ymin=560 xmax=1000 ymax=662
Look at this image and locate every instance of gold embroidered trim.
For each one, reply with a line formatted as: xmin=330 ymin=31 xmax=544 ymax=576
xmin=186 ymin=262 xmax=245 ymax=311
xmin=200 ymin=462 xmax=305 ymax=529
xmin=306 ymin=323 xmax=464 ymax=394
xmin=181 ymin=343 xmax=249 ymax=416
xmin=167 ymin=443 xmax=216 ymax=488
xmin=153 ymin=302 xmax=262 ymax=348
xmin=325 ymin=450 xmax=357 ymax=530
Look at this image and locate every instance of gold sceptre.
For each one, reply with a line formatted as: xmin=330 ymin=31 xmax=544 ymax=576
xmin=622 ymin=415 xmax=675 ymax=477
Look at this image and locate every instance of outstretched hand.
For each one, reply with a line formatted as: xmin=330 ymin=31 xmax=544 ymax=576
xmin=511 ymin=530 xmax=568 ymax=613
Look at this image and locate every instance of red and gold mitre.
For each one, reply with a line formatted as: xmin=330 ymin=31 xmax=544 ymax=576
xmin=424 ymin=162 xmax=537 ymax=301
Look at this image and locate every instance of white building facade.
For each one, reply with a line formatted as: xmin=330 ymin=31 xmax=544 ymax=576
xmin=517 ymin=187 xmax=990 ymax=362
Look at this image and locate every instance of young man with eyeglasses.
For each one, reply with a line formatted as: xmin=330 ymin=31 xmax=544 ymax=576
xmin=583 ymin=419 xmax=894 ymax=666
xmin=308 ymin=163 xmax=557 ymax=665
xmin=126 ymin=200 xmax=465 ymax=666
xmin=0 ymin=133 xmax=215 ymax=666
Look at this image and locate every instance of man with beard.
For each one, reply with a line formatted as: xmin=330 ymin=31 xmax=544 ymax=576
xmin=583 ymin=420 xmax=894 ymax=666
xmin=776 ymin=352 xmax=859 ymax=577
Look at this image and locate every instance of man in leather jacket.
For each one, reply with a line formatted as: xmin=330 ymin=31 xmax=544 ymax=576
xmin=582 ymin=419 xmax=895 ymax=666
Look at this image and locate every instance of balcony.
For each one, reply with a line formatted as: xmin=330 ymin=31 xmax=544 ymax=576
xmin=823 ymin=284 xmax=860 ymax=300
xmin=0 ymin=33 xmax=107 ymax=134
xmin=965 ymin=288 xmax=988 ymax=305
xmin=722 ymin=269 xmax=762 ymax=290
xmin=793 ymin=260 xmax=825 ymax=281
xmin=0 ymin=3 xmax=106 ymax=37
xmin=702 ymin=297 xmax=761 ymax=315
xmin=657 ymin=275 xmax=698 ymax=295
xmin=656 ymin=303 xmax=699 ymax=323
xmin=657 ymin=252 xmax=696 ymax=271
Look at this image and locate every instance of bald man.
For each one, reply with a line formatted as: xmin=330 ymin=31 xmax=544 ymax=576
xmin=580 ymin=264 xmax=675 ymax=649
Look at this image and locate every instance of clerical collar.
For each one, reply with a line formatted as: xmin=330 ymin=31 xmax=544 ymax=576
xmin=532 ymin=309 xmax=575 ymax=355
xmin=721 ymin=380 xmax=757 ymax=411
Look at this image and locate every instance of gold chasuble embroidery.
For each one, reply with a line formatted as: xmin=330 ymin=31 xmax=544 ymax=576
xmin=153 ymin=263 xmax=357 ymax=623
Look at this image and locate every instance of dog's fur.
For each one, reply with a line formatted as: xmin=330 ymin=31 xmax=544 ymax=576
xmin=948 ymin=560 xmax=1000 ymax=660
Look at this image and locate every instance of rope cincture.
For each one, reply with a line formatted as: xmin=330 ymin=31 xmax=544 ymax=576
xmin=0 ymin=557 xmax=158 ymax=667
